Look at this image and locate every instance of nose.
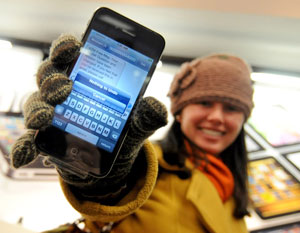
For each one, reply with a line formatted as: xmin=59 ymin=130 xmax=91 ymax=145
xmin=206 ymin=103 xmax=225 ymax=123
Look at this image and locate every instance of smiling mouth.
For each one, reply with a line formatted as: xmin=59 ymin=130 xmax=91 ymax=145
xmin=201 ymin=128 xmax=224 ymax=136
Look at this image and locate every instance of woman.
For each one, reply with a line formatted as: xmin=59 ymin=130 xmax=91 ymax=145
xmin=160 ymin=55 xmax=253 ymax=219
xmin=11 ymin=36 xmax=254 ymax=233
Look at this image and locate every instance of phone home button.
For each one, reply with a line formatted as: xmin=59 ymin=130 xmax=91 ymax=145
xmin=70 ymin=147 xmax=79 ymax=156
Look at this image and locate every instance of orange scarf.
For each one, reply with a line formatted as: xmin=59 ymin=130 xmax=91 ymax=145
xmin=184 ymin=140 xmax=234 ymax=202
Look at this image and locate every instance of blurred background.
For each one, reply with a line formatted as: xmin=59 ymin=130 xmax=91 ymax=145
xmin=1 ymin=1 xmax=300 ymax=232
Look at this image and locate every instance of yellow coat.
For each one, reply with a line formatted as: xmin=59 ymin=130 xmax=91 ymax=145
xmin=59 ymin=140 xmax=248 ymax=233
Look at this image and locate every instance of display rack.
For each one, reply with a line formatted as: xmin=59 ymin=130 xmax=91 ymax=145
xmin=245 ymin=123 xmax=300 ymax=232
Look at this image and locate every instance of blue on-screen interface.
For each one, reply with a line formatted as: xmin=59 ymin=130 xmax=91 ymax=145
xmin=52 ymin=29 xmax=153 ymax=153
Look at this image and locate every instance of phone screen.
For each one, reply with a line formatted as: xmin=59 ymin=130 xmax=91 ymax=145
xmin=52 ymin=29 xmax=153 ymax=153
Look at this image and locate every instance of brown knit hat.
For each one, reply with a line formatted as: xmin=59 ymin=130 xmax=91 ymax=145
xmin=168 ymin=54 xmax=254 ymax=119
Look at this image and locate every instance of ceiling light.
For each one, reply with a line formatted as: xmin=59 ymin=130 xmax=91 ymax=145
xmin=251 ymin=72 xmax=300 ymax=89
xmin=0 ymin=39 xmax=12 ymax=49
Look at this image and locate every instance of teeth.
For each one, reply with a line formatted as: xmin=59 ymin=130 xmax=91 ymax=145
xmin=201 ymin=128 xmax=223 ymax=136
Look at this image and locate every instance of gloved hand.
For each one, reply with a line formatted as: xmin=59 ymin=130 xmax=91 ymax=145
xmin=10 ymin=34 xmax=168 ymax=200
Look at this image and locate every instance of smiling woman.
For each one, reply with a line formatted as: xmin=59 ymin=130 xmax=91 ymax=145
xmin=158 ymin=54 xmax=254 ymax=230
xmin=176 ymin=102 xmax=244 ymax=155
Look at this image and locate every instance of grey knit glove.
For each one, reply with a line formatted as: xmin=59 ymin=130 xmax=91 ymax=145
xmin=10 ymin=34 xmax=168 ymax=200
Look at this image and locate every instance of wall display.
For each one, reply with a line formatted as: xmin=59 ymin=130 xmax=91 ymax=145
xmin=248 ymin=106 xmax=300 ymax=148
xmin=0 ymin=112 xmax=57 ymax=180
xmin=248 ymin=74 xmax=300 ymax=148
xmin=248 ymin=157 xmax=300 ymax=219
xmin=250 ymin=221 xmax=300 ymax=233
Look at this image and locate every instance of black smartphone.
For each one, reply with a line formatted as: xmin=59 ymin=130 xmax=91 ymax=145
xmin=35 ymin=7 xmax=165 ymax=178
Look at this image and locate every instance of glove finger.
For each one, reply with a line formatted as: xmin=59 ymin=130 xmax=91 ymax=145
xmin=49 ymin=34 xmax=81 ymax=68
xmin=118 ymin=96 xmax=168 ymax=160
xmin=10 ymin=129 xmax=39 ymax=168
xmin=37 ymin=60 xmax=73 ymax=106
xmin=132 ymin=96 xmax=168 ymax=133
xmin=23 ymin=92 xmax=54 ymax=129
xmin=41 ymin=157 xmax=56 ymax=168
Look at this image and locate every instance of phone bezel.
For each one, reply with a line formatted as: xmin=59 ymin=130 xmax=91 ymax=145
xmin=35 ymin=7 xmax=165 ymax=178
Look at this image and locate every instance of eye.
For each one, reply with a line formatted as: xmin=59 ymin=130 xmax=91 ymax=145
xmin=199 ymin=101 xmax=212 ymax=107
xmin=224 ymin=104 xmax=240 ymax=112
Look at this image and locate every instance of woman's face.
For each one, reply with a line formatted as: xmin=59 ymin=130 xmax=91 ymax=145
xmin=176 ymin=101 xmax=245 ymax=155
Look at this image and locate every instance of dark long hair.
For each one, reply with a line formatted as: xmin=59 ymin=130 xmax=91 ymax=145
xmin=158 ymin=121 xmax=249 ymax=218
